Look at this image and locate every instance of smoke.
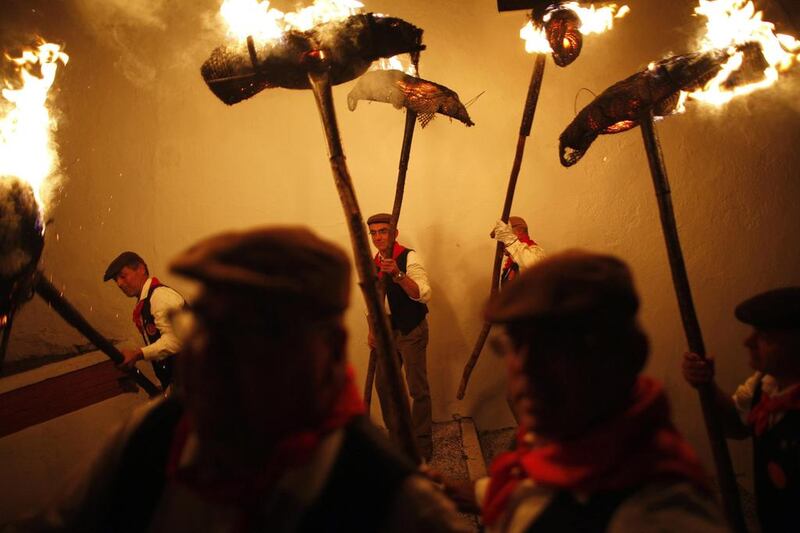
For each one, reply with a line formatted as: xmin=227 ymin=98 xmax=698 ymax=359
xmin=73 ymin=0 xmax=169 ymax=86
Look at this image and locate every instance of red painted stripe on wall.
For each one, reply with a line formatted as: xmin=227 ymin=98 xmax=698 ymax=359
xmin=0 ymin=361 xmax=134 ymax=438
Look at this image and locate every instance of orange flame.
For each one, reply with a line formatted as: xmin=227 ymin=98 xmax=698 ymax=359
xmin=220 ymin=0 xmax=364 ymax=43
xmin=520 ymin=2 xmax=630 ymax=54
xmin=684 ymin=0 xmax=800 ymax=106
xmin=0 ymin=42 xmax=68 ymax=215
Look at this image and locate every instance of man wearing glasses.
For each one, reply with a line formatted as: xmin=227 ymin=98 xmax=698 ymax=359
xmin=366 ymin=213 xmax=433 ymax=461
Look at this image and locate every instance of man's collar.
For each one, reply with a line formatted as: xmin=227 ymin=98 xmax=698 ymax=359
xmin=138 ymin=277 xmax=154 ymax=302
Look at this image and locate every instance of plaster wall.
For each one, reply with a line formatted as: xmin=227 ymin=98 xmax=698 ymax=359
xmin=2 ymin=0 xmax=799 ymax=509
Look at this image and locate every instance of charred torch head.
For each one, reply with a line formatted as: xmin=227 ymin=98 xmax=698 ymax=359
xmin=545 ymin=5 xmax=583 ymax=67
xmin=366 ymin=16 xmax=424 ymax=62
xmin=201 ymin=13 xmax=425 ymax=106
xmin=0 ymin=178 xmax=45 ymax=328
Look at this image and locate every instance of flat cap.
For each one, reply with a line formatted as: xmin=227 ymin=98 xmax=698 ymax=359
xmin=366 ymin=213 xmax=392 ymax=226
xmin=170 ymin=226 xmax=351 ymax=316
xmin=485 ymin=249 xmax=639 ymax=323
xmin=509 ymin=216 xmax=527 ymax=230
xmin=103 ymin=251 xmax=145 ymax=281
xmin=735 ymin=287 xmax=800 ymax=330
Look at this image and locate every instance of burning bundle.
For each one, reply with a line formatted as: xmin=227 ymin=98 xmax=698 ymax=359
xmin=559 ymin=42 xmax=766 ymax=166
xmin=500 ymin=1 xmax=630 ymax=67
xmin=561 ymin=0 xmax=800 ymax=167
xmin=202 ymin=12 xmax=424 ymax=105
xmin=347 ymin=69 xmax=474 ymax=127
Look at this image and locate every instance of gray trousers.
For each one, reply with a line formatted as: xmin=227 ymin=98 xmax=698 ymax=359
xmin=375 ymin=319 xmax=432 ymax=459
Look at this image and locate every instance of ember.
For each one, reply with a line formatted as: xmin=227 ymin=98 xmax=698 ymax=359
xmin=347 ymin=69 xmax=474 ymax=127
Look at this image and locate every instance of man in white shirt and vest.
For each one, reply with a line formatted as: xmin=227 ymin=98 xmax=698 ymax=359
xmin=367 ymin=213 xmax=433 ymax=461
xmin=491 ymin=216 xmax=546 ymax=287
xmin=104 ymin=251 xmax=185 ymax=390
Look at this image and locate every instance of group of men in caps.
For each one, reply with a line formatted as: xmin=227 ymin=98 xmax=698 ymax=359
xmin=7 ymin=213 xmax=798 ymax=532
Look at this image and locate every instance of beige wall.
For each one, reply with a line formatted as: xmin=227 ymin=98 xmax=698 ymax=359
xmin=2 ymin=0 xmax=800 ymax=507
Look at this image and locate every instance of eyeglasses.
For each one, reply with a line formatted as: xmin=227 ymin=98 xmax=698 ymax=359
xmin=369 ymin=228 xmax=390 ymax=236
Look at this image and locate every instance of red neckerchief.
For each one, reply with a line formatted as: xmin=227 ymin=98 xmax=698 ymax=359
xmin=374 ymin=242 xmax=406 ymax=280
xmin=165 ymin=365 xmax=366 ymax=507
xmin=482 ymin=377 xmax=709 ymax=527
xmin=502 ymin=235 xmax=537 ymax=279
xmin=747 ymin=382 xmax=800 ymax=436
xmin=132 ymin=277 xmax=161 ymax=334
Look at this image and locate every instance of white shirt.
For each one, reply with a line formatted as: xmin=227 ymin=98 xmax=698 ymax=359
xmin=505 ymin=240 xmax=546 ymax=272
xmin=138 ymin=277 xmax=185 ymax=362
xmin=733 ymin=371 xmax=799 ymax=428
xmin=401 ymin=250 xmax=432 ymax=305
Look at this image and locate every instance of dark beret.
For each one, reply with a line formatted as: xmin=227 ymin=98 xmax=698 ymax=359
xmin=103 ymin=251 xmax=145 ymax=281
xmin=735 ymin=287 xmax=800 ymax=330
xmin=485 ymin=249 xmax=639 ymax=323
xmin=170 ymin=226 xmax=351 ymax=317
xmin=366 ymin=213 xmax=392 ymax=226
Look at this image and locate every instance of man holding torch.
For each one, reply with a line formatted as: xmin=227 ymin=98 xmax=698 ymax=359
xmin=367 ymin=213 xmax=433 ymax=461
xmin=104 ymin=251 xmax=185 ymax=390
xmin=683 ymin=287 xmax=800 ymax=533
xmin=490 ymin=216 xmax=546 ymax=287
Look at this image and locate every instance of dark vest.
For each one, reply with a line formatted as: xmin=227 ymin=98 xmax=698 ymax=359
xmin=100 ymin=400 xmax=413 ymax=533
xmin=385 ymin=248 xmax=428 ymax=335
xmin=752 ymin=381 xmax=800 ymax=533
xmin=524 ymin=488 xmax=637 ymax=533
xmin=140 ymin=283 xmax=177 ymax=389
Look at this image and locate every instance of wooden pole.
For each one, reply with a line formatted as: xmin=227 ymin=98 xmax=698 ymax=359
xmin=34 ymin=274 xmax=161 ymax=397
xmin=364 ymin=108 xmax=418 ymax=408
xmin=457 ymin=53 xmax=546 ymax=400
xmin=640 ymin=111 xmax=747 ymax=533
xmin=307 ymin=69 xmax=419 ymax=463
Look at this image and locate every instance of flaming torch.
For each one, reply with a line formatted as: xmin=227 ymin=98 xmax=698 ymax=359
xmin=201 ymin=0 xmax=424 ymax=462
xmin=558 ymin=1 xmax=800 ymax=530
xmin=347 ymin=55 xmax=475 ymax=406
xmin=457 ymin=0 xmax=629 ymax=400
xmin=0 ymin=42 xmax=160 ymax=396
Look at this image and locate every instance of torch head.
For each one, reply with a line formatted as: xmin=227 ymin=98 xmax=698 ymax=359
xmin=545 ymin=6 xmax=583 ymax=67
xmin=0 ymin=178 xmax=45 ymax=329
xmin=201 ymin=13 xmax=425 ymax=106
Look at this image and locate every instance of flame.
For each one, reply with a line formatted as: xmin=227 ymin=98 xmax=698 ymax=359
xmin=520 ymin=2 xmax=630 ymax=54
xmin=372 ymin=55 xmax=417 ymax=76
xmin=685 ymin=0 xmax=800 ymax=106
xmin=0 ymin=42 xmax=68 ymax=214
xmin=219 ymin=0 xmax=364 ymax=43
